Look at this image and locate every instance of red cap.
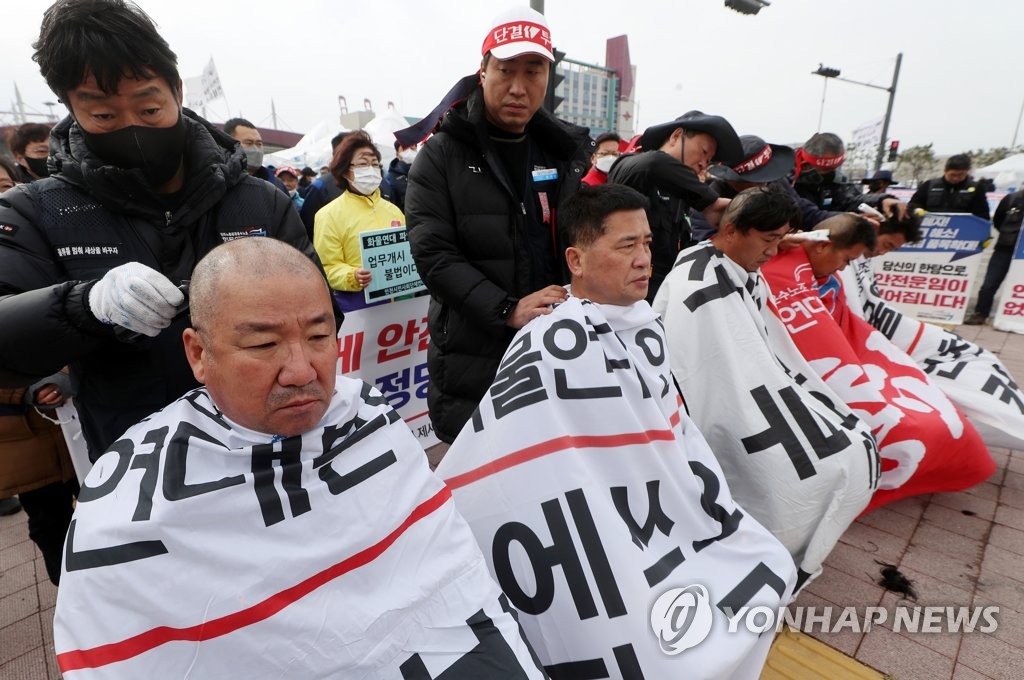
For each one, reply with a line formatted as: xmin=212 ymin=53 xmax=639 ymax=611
xmin=481 ymin=7 xmax=554 ymax=62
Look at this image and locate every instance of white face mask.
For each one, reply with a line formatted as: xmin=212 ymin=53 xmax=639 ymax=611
xmin=398 ymin=148 xmax=418 ymax=165
xmin=595 ymin=154 xmax=617 ymax=174
xmin=350 ymin=166 xmax=381 ymax=195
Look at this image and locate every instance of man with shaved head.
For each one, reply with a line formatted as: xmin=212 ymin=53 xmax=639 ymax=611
xmin=53 ymin=238 xmax=547 ymax=679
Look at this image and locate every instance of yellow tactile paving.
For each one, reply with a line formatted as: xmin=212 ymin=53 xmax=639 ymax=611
xmin=760 ymin=627 xmax=884 ymax=680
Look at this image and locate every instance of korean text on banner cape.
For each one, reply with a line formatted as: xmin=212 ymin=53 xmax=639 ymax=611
xmin=54 ymin=378 xmax=545 ymax=679
xmin=653 ymin=243 xmax=877 ymax=580
xmin=762 ymin=248 xmax=994 ymax=514
xmin=437 ymin=295 xmax=798 ymax=680
xmin=843 ymin=255 xmax=1024 ymax=450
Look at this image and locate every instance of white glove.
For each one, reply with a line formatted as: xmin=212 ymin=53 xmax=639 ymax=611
xmin=88 ymin=262 xmax=184 ymax=337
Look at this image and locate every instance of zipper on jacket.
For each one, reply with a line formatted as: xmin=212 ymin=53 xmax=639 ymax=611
xmin=165 ymin=211 xmax=172 ymax=227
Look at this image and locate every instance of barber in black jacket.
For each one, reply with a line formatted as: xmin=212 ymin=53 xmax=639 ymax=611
xmin=0 ymin=0 xmax=332 ymax=459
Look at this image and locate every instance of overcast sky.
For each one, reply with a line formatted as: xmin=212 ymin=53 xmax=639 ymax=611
xmin=2 ymin=0 xmax=1017 ymax=156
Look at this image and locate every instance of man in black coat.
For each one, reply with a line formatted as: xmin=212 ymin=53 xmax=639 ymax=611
xmin=404 ymin=7 xmax=593 ymax=444
xmin=0 ymin=0 xmax=330 ymax=459
xmin=964 ymin=188 xmax=1024 ymax=324
xmin=910 ymin=154 xmax=990 ymax=220
xmin=607 ymin=110 xmax=742 ymax=302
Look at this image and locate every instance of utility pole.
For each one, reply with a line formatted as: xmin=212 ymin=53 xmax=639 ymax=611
xmin=874 ymin=52 xmax=902 ymax=172
xmin=14 ymin=84 xmax=26 ymax=124
xmin=813 ymin=54 xmax=902 ymax=173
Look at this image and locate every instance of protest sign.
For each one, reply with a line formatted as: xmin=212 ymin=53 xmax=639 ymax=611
xmin=359 ymin=225 xmax=426 ymax=304
xmin=337 ymin=295 xmax=437 ymax=447
xmin=871 ymin=213 xmax=991 ymax=324
xmin=993 ymin=229 xmax=1024 ymax=334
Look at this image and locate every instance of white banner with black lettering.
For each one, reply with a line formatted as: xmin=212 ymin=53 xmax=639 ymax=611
xmin=653 ymin=244 xmax=878 ymax=578
xmin=437 ymin=295 xmax=798 ymax=680
xmin=54 ymin=378 xmax=543 ymax=679
xmin=843 ymin=256 xmax=1024 ymax=450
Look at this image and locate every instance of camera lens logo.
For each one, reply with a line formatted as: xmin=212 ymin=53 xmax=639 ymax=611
xmin=650 ymin=585 xmax=714 ymax=655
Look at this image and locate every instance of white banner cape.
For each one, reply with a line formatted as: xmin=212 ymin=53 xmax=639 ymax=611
xmin=54 ymin=378 xmax=544 ymax=679
xmin=653 ymin=244 xmax=878 ymax=578
xmin=842 ymin=256 xmax=1024 ymax=450
xmin=437 ymin=295 xmax=798 ymax=680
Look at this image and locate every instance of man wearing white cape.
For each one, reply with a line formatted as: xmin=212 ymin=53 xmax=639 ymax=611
xmin=653 ymin=185 xmax=879 ymax=582
xmin=437 ymin=184 xmax=797 ymax=679
xmin=841 ymin=228 xmax=1024 ymax=451
xmin=54 ymin=238 xmax=545 ymax=679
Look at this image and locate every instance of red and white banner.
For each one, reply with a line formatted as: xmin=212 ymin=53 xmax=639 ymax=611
xmin=438 ymin=295 xmax=798 ymax=679
xmin=843 ymin=256 xmax=1024 ymax=450
xmin=655 ymin=244 xmax=877 ymax=578
xmin=763 ymin=249 xmax=994 ymax=513
xmin=55 ymin=379 xmax=544 ymax=678
xmin=337 ymin=295 xmax=438 ymax=447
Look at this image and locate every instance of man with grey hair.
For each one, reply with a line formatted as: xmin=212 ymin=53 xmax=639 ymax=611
xmin=53 ymin=238 xmax=546 ymax=679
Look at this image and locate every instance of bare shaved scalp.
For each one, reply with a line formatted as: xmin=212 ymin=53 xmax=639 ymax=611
xmin=812 ymin=213 xmax=877 ymax=250
xmin=189 ymin=238 xmax=326 ymax=333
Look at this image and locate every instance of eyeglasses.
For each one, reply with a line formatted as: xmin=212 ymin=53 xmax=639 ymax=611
xmin=351 ymin=161 xmax=382 ymax=169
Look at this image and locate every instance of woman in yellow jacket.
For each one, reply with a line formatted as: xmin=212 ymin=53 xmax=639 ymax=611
xmin=313 ymin=131 xmax=405 ymax=312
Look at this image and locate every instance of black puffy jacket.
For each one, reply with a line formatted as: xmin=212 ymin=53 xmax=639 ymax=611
xmin=0 ymin=110 xmax=325 ymax=458
xmin=405 ymin=87 xmax=592 ymax=442
xmin=993 ymin=190 xmax=1024 ymax=252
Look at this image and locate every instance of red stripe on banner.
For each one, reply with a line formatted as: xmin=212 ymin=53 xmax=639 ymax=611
xmin=56 ymin=487 xmax=453 ymax=673
xmin=905 ymin=322 xmax=925 ymax=355
xmin=444 ymin=412 xmax=682 ymax=490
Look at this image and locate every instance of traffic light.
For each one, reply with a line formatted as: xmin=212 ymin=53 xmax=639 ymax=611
xmin=813 ymin=64 xmax=841 ymax=78
xmin=887 ymin=140 xmax=899 ymax=162
xmin=544 ymin=48 xmax=566 ymax=114
xmin=725 ymin=0 xmax=771 ymax=15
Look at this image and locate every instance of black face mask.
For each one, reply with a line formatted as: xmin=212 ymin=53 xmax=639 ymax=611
xmin=797 ymin=169 xmax=823 ymax=187
xmin=24 ymin=155 xmax=50 ymax=179
xmin=78 ymin=111 xmax=187 ymax=186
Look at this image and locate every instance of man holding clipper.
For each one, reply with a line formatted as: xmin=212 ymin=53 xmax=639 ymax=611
xmin=0 ymin=0 xmax=326 ymax=460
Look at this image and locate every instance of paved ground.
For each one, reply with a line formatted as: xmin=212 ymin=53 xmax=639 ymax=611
xmin=793 ymin=321 xmax=1024 ymax=680
xmin=1 ymin=321 xmax=1022 ymax=680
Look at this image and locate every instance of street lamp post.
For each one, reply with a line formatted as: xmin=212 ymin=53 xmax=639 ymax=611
xmin=812 ymin=53 xmax=903 ymax=173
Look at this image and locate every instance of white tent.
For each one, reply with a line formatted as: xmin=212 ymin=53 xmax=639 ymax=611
xmin=265 ymin=106 xmax=411 ymax=172
xmin=363 ymin=105 xmax=411 ymax=168
xmin=974 ymin=153 xmax=1024 ymax=192
xmin=265 ymin=119 xmax=344 ymax=172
